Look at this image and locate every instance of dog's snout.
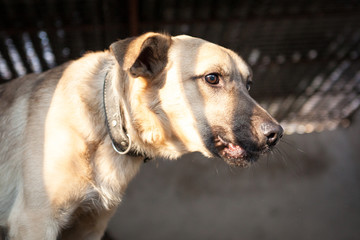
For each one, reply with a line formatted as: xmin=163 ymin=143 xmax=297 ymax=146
xmin=261 ymin=122 xmax=283 ymax=147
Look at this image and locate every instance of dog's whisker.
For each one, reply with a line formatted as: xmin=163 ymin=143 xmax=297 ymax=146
xmin=270 ymin=146 xmax=288 ymax=167
xmin=214 ymin=165 xmax=220 ymax=176
xmin=280 ymin=138 xmax=305 ymax=153
xmin=266 ymin=153 xmax=270 ymax=168
xmin=277 ymin=145 xmax=305 ymax=178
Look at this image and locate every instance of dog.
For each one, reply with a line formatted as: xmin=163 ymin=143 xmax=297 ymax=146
xmin=0 ymin=32 xmax=283 ymax=239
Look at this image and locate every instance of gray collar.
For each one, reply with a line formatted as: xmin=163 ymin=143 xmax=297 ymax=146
xmin=102 ymin=72 xmax=151 ymax=162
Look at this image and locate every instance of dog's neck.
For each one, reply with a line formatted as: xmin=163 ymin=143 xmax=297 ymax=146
xmin=103 ymin=71 xmax=151 ymax=162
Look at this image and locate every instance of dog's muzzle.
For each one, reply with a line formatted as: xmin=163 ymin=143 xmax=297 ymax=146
xmin=213 ymin=121 xmax=283 ymax=168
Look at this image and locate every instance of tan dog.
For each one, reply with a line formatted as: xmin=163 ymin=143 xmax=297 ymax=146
xmin=0 ymin=32 xmax=283 ymax=239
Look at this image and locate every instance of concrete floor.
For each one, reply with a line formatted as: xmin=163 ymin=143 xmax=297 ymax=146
xmin=107 ymin=112 xmax=360 ymax=240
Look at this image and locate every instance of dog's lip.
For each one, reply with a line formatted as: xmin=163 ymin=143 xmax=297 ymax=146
xmin=214 ymin=135 xmax=254 ymax=167
xmin=216 ymin=136 xmax=246 ymax=159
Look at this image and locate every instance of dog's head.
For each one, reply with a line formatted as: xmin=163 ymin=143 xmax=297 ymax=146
xmin=110 ymin=32 xmax=283 ymax=167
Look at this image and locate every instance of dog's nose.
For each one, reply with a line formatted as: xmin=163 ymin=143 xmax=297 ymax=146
xmin=261 ymin=122 xmax=283 ymax=147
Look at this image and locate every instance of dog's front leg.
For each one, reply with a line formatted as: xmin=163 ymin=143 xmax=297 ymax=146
xmin=7 ymin=193 xmax=60 ymax=240
xmin=7 ymin=129 xmax=82 ymax=239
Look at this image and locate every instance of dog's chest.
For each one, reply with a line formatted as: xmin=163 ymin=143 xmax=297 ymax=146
xmin=81 ymin=186 xmax=121 ymax=212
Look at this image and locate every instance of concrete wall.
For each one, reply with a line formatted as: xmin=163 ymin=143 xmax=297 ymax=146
xmin=107 ymin=112 xmax=360 ymax=240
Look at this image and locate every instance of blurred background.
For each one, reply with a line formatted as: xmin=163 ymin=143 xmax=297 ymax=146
xmin=1 ymin=0 xmax=359 ymax=239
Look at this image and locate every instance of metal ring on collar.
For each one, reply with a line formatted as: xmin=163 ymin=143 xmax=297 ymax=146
xmin=112 ymin=134 xmax=132 ymax=155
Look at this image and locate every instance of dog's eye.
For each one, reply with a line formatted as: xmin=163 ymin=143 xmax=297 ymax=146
xmin=204 ymin=73 xmax=220 ymax=85
xmin=246 ymin=81 xmax=252 ymax=91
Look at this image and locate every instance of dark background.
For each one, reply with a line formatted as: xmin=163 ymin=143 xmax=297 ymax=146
xmin=1 ymin=0 xmax=359 ymax=239
xmin=1 ymin=0 xmax=360 ymax=132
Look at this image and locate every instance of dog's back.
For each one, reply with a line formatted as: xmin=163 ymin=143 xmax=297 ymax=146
xmin=0 ymin=65 xmax=67 ymax=225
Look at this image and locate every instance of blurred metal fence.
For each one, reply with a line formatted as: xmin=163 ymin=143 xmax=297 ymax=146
xmin=0 ymin=0 xmax=359 ymax=134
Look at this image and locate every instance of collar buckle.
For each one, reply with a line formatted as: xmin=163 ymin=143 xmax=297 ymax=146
xmin=111 ymin=134 xmax=132 ymax=155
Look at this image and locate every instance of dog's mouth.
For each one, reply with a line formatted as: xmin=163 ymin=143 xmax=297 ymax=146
xmin=214 ymin=135 xmax=260 ymax=168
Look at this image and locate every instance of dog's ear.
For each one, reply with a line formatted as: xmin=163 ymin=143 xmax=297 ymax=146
xmin=110 ymin=33 xmax=171 ymax=79
xmin=109 ymin=37 xmax=136 ymax=68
